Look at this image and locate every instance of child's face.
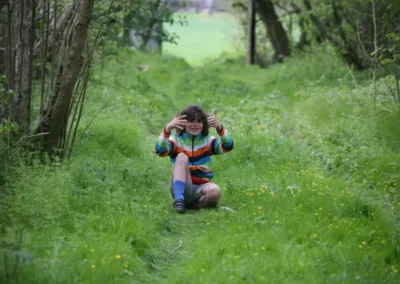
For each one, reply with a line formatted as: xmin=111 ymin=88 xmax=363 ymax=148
xmin=185 ymin=119 xmax=203 ymax=136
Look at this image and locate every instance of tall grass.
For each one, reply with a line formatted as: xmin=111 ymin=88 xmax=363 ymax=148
xmin=1 ymin=43 xmax=399 ymax=283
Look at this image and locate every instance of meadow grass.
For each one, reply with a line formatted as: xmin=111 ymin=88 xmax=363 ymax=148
xmin=1 ymin=19 xmax=400 ymax=284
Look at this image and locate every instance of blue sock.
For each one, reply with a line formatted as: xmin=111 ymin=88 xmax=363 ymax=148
xmin=173 ymin=180 xmax=185 ymax=201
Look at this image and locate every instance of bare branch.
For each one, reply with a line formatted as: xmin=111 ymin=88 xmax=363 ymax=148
xmin=10 ymin=132 xmax=49 ymax=148
xmin=372 ymin=0 xmax=378 ymax=108
xmin=78 ymin=103 xmax=110 ymax=146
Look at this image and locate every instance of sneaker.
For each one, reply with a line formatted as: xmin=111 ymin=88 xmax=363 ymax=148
xmin=173 ymin=199 xmax=185 ymax=213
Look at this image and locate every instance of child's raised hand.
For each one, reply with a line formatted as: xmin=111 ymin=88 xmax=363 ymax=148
xmin=207 ymin=109 xmax=222 ymax=130
xmin=166 ymin=111 xmax=187 ymax=133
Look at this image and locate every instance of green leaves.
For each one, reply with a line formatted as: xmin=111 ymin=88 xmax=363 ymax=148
xmin=0 ymin=119 xmax=19 ymax=135
xmin=90 ymin=0 xmax=186 ymax=50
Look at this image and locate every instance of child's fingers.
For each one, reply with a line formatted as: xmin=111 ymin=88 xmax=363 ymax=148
xmin=208 ymin=118 xmax=217 ymax=124
xmin=175 ymin=117 xmax=186 ymax=122
xmin=171 ymin=123 xmax=183 ymax=130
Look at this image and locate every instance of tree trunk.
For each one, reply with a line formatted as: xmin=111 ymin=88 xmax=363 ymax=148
xmin=1 ymin=3 xmax=11 ymax=121
xmin=256 ymin=0 xmax=291 ymax=63
xmin=246 ymin=0 xmax=256 ymax=65
xmin=11 ymin=0 xmax=34 ymax=132
xmin=38 ymin=0 xmax=94 ymax=154
xmin=0 ymin=12 xmax=6 ymax=75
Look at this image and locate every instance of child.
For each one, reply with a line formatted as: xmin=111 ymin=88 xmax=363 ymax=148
xmin=154 ymin=104 xmax=234 ymax=213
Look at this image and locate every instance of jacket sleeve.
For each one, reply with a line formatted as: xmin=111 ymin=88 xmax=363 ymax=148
xmin=155 ymin=129 xmax=176 ymax=157
xmin=209 ymin=125 xmax=234 ymax=155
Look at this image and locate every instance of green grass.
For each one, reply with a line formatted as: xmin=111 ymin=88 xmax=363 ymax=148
xmin=163 ymin=12 xmax=243 ymax=65
xmin=1 ymin=16 xmax=400 ymax=284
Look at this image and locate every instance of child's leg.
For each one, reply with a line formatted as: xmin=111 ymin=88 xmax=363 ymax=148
xmin=199 ymin=183 xmax=221 ymax=207
xmin=172 ymin=153 xmax=192 ymax=201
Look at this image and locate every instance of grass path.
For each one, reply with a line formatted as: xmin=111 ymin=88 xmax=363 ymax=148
xmin=84 ymin=51 xmax=399 ymax=283
xmin=2 ymin=48 xmax=400 ymax=283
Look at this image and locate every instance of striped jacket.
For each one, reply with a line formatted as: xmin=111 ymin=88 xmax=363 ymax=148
xmin=155 ymin=125 xmax=234 ymax=181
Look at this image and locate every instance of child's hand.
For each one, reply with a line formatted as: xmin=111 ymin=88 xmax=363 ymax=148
xmin=166 ymin=111 xmax=187 ymax=133
xmin=207 ymin=109 xmax=222 ymax=130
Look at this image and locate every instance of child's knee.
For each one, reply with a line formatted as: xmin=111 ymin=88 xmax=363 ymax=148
xmin=204 ymin=184 xmax=221 ymax=200
xmin=175 ymin=153 xmax=189 ymax=164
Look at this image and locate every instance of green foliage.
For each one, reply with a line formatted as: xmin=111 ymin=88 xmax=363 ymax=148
xmin=1 ymin=19 xmax=400 ymax=283
xmin=308 ymin=0 xmax=400 ymax=68
xmin=90 ymin=0 xmax=186 ymax=52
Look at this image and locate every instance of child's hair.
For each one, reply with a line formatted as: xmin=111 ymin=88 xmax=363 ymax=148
xmin=179 ymin=104 xmax=209 ymax=136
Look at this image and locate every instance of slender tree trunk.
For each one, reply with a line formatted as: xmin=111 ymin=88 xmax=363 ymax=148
xmin=0 ymin=11 xmax=6 ymax=75
xmin=28 ymin=0 xmax=36 ymax=123
xmin=11 ymin=0 xmax=33 ymax=132
xmin=38 ymin=0 xmax=94 ymax=154
xmin=256 ymin=0 xmax=290 ymax=63
xmin=246 ymin=0 xmax=256 ymax=65
xmin=50 ymin=0 xmax=57 ymax=91
xmin=1 ymin=2 xmax=13 ymax=121
xmin=296 ymin=16 xmax=310 ymax=50
xmin=6 ymin=2 xmax=13 ymax=92
xmin=40 ymin=0 xmax=50 ymax=116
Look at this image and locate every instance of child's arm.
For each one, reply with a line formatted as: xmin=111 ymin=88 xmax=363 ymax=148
xmin=209 ymin=125 xmax=234 ymax=155
xmin=155 ymin=129 xmax=176 ymax=157
xmin=155 ymin=112 xmax=186 ymax=157
xmin=207 ymin=109 xmax=234 ymax=155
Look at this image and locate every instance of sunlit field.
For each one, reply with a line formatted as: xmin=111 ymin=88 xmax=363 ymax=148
xmin=163 ymin=12 xmax=243 ymax=65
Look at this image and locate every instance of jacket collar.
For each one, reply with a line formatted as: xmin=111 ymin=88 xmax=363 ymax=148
xmin=182 ymin=132 xmax=202 ymax=139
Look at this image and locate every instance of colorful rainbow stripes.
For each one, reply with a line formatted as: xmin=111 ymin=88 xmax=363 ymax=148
xmin=155 ymin=125 xmax=234 ymax=181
